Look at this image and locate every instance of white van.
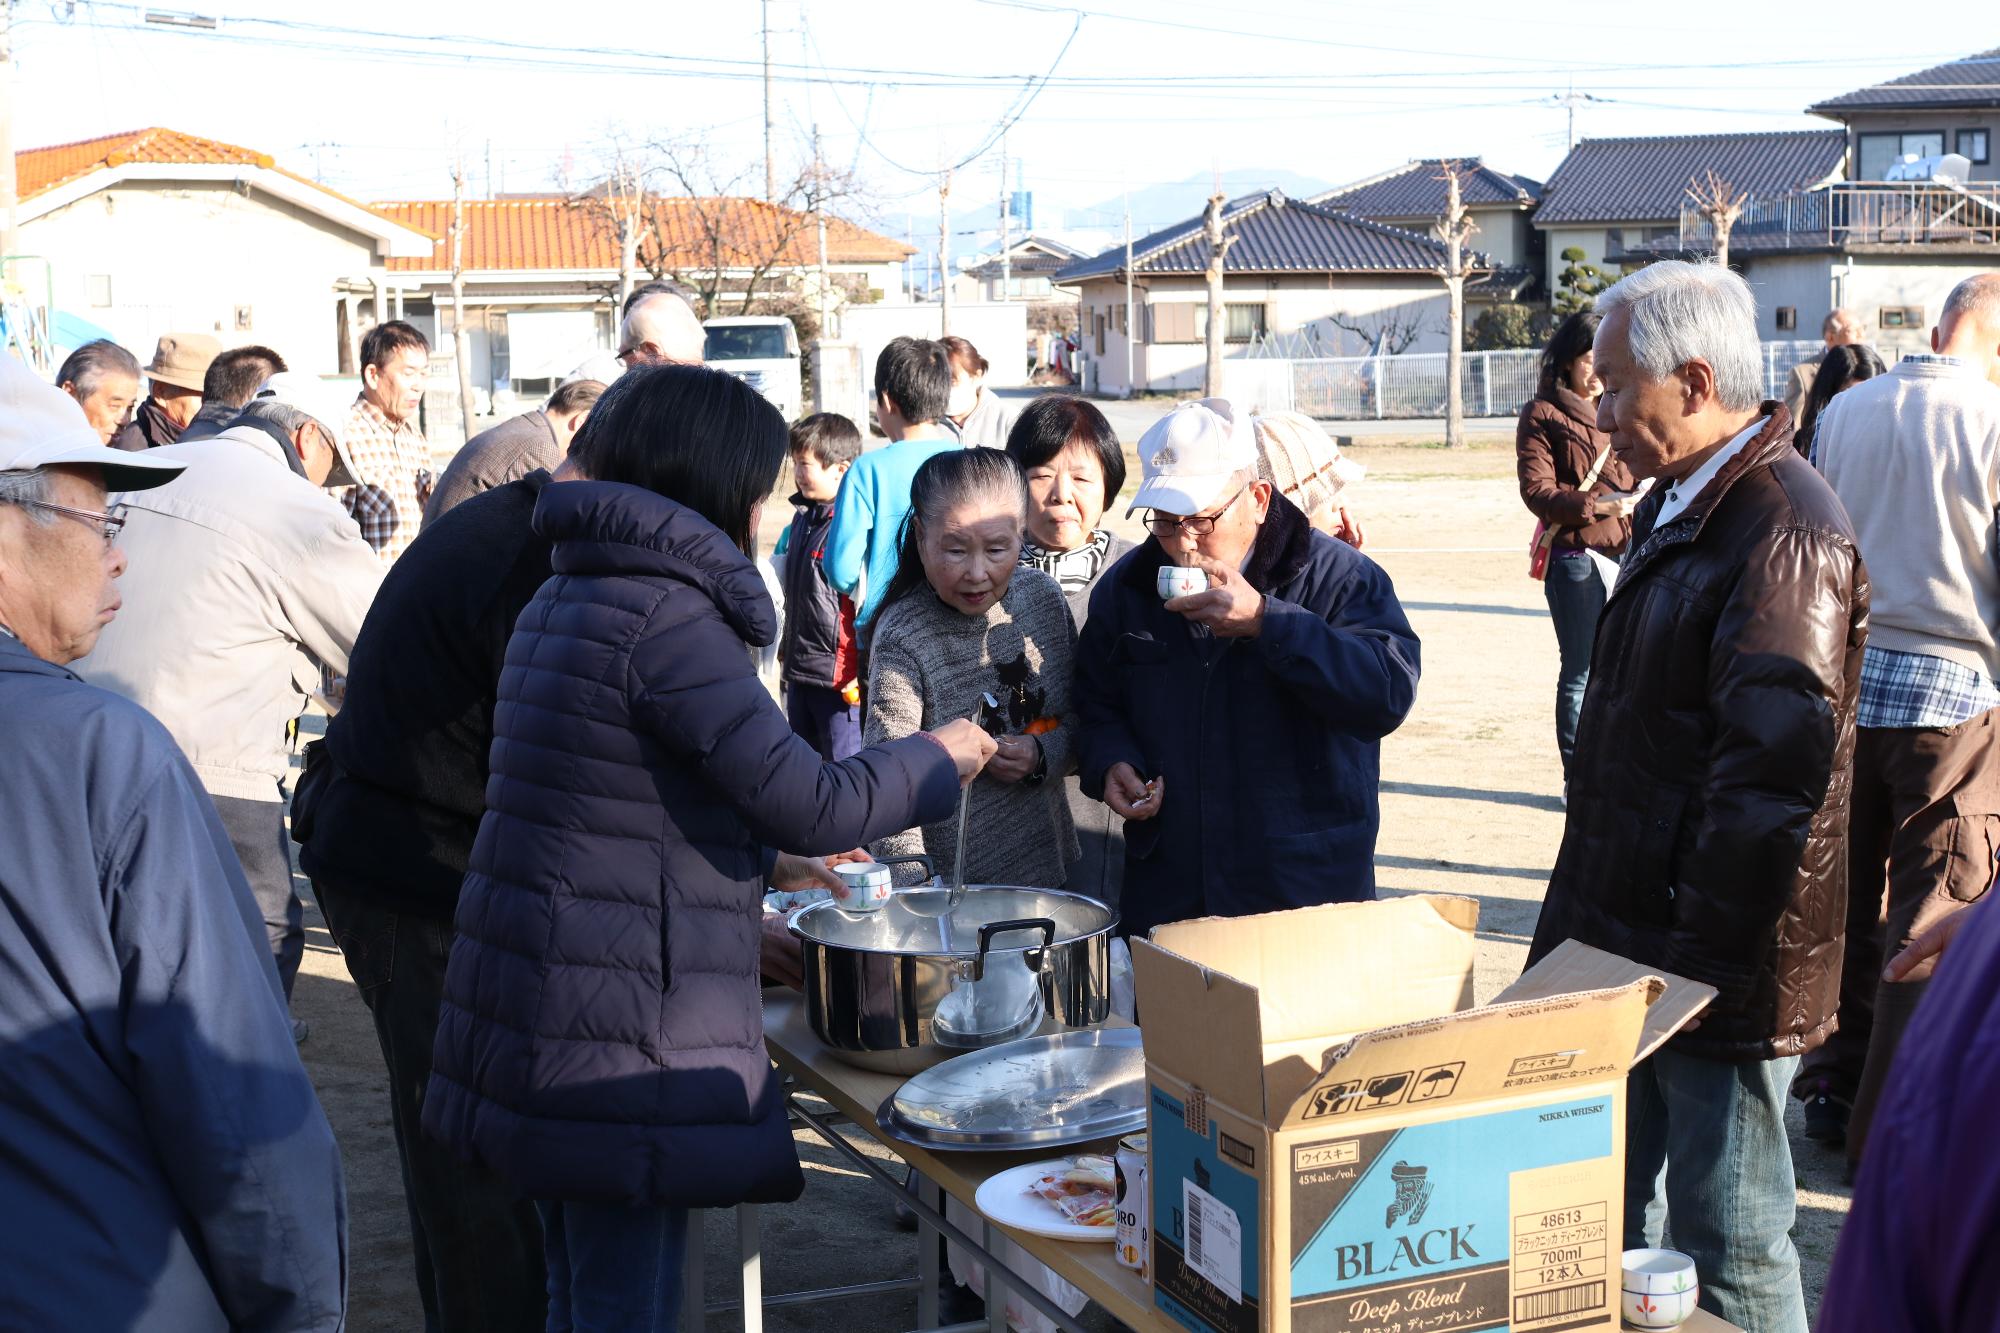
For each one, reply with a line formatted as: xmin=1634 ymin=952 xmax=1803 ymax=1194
xmin=702 ymin=316 xmax=803 ymax=422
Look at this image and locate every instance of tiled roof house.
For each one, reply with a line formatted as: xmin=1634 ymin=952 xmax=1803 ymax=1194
xmin=1054 ymin=189 xmax=1490 ymax=394
xmin=1313 ymin=158 xmax=1542 ymax=298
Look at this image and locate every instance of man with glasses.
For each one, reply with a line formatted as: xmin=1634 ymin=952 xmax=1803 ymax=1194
xmin=1073 ymin=397 xmax=1420 ymax=940
xmin=82 ymin=371 xmax=383 ymax=1018
xmin=616 ymin=286 xmax=707 ymax=369
xmin=0 ymin=355 xmax=346 ymax=1330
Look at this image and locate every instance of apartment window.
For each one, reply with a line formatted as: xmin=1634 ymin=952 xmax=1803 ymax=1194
xmin=1858 ymin=130 xmax=1947 ymax=179
xmin=1775 ymin=306 xmax=1797 ymax=332
xmin=1959 ymin=128 xmax=1991 ymax=165
xmin=1879 ymin=305 xmax=1924 ymax=329
xmin=86 ymin=274 xmax=112 ymax=307
xmin=1093 ymin=312 xmax=1105 ymax=356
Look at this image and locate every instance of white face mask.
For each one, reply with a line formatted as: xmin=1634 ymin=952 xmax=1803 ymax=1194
xmin=946 ymin=379 xmax=980 ymax=418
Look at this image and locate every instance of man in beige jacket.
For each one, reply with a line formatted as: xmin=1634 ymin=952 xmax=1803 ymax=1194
xmin=81 ymin=372 xmax=383 ymax=1020
xmin=1801 ymin=274 xmax=2000 ymax=1166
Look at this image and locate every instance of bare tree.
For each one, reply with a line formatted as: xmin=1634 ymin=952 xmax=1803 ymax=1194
xmin=1432 ymin=162 xmax=1484 ymax=450
xmin=1202 ymin=190 xmax=1237 ymax=396
xmin=1325 ymin=307 xmax=1427 ymax=356
xmin=1688 ymin=170 xmax=1749 ymax=270
xmin=645 ymin=135 xmax=867 ymax=320
xmin=564 ymin=131 xmax=870 ymax=326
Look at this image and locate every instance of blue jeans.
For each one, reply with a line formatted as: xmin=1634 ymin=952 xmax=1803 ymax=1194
xmin=1624 ymin=1050 xmax=1807 ymax=1333
xmin=1543 ymin=551 xmax=1606 ymax=776
xmin=537 ymin=1200 xmax=690 ymax=1333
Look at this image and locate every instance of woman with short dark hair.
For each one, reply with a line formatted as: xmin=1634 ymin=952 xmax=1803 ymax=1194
xmin=1004 ymin=394 xmax=1133 ymax=903
xmin=1516 ymin=310 xmax=1638 ymax=786
xmin=424 ymin=363 xmax=997 ymax=1330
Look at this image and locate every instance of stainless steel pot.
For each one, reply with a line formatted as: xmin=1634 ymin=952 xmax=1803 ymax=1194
xmin=788 ymin=861 xmax=1117 ymax=1073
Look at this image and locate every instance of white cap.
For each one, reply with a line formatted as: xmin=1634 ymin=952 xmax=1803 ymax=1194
xmin=1126 ymin=397 xmax=1258 ymax=518
xmin=250 ymin=372 xmax=358 ymax=487
xmin=0 ymin=352 xmax=184 ymax=492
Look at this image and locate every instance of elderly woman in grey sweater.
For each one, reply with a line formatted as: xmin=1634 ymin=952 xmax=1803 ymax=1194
xmin=863 ymin=448 xmax=1079 ymax=888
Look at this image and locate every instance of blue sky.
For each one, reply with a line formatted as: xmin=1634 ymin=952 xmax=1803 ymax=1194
xmin=9 ymin=0 xmax=1970 ymax=236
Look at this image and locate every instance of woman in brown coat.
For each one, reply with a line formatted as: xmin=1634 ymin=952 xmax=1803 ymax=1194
xmin=1515 ymin=311 xmax=1639 ymax=783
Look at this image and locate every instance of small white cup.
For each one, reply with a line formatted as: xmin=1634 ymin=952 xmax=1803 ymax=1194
xmin=1157 ymin=566 xmax=1208 ymax=600
xmin=1621 ymin=1248 xmax=1699 ymax=1329
xmin=830 ymin=862 xmax=894 ymax=913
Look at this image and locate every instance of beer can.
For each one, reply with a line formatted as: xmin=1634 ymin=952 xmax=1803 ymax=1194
xmin=1115 ymin=1132 xmax=1149 ymax=1277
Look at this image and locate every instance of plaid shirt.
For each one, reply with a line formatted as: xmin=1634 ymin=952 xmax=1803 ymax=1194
xmin=340 ymin=396 xmax=432 ymax=564
xmin=1857 ymin=646 xmax=2000 ymax=729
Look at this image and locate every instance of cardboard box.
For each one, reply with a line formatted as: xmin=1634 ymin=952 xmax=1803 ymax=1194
xmin=1131 ymin=895 xmax=1712 ymax=1333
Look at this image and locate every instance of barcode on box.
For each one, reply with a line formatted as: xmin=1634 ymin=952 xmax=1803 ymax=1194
xmin=1514 ymin=1279 xmax=1605 ymax=1325
xmin=1188 ymin=1190 xmax=1206 ymax=1267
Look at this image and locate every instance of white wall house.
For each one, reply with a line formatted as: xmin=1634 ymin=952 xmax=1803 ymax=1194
xmin=1056 ymin=189 xmax=1486 ymax=397
xmin=11 ymin=127 xmax=434 ymax=376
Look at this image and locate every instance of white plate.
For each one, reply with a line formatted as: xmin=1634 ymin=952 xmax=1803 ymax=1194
xmin=973 ymin=1160 xmax=1117 ymax=1243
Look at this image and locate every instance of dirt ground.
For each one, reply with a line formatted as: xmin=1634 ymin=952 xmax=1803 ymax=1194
xmin=294 ymin=436 xmax=1850 ymax=1331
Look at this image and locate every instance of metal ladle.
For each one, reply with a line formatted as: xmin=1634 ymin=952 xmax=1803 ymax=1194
xmin=897 ymin=693 xmax=1003 ymax=953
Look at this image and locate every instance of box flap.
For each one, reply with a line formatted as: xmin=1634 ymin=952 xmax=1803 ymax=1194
xmin=1493 ymin=939 xmax=1717 ymax=1066
xmin=1131 ymin=936 xmax=1270 ymax=1122
xmin=1147 ymin=895 xmax=1479 ymax=1045
xmin=1280 ymin=977 xmax=1655 ymax=1131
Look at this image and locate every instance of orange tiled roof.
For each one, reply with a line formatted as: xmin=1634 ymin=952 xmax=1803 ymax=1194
xmin=371 ymin=195 xmax=913 ymax=274
xmin=16 ymin=126 xmax=432 ymax=240
xmin=18 ymin=126 xmax=276 ymax=199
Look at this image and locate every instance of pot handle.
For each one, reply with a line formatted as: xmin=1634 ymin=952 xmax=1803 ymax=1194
xmin=972 ymin=917 xmax=1057 ymax=981
xmin=872 ymin=853 xmax=938 ymax=881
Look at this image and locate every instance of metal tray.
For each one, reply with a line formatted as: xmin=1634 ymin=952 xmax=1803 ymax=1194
xmin=877 ymin=1027 xmax=1145 ymax=1152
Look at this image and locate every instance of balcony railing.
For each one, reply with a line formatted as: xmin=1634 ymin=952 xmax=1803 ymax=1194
xmin=1678 ymin=181 xmax=2000 ymax=252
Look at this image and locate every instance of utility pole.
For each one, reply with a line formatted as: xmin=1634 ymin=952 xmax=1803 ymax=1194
xmin=1433 ymin=162 xmax=1481 ymax=450
xmin=1201 ymin=189 xmax=1234 ymax=397
xmin=484 ymin=138 xmax=493 ymax=199
xmin=939 ymin=168 xmax=953 ymax=334
xmin=1556 ymin=84 xmax=1597 ymax=152
xmin=761 ymin=0 xmax=775 ymax=201
xmin=450 ymin=162 xmax=477 ymax=443
xmin=1122 ymin=190 xmax=1134 ymax=398
xmin=813 ymin=125 xmax=830 ymax=343
xmin=998 ymin=142 xmax=1011 ymax=303
xmin=0 ymin=0 xmax=18 ymax=268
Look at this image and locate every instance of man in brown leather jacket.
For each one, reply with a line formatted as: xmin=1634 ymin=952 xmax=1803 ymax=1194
xmin=1527 ymin=261 xmax=1867 ymax=1333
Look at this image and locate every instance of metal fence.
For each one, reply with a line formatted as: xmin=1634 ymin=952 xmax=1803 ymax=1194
xmin=1219 ymin=340 xmax=1829 ymax=420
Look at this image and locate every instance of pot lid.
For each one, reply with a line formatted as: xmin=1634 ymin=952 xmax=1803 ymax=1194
xmin=788 ymin=886 xmax=1115 ymax=955
xmin=882 ymin=1027 xmax=1146 ymax=1150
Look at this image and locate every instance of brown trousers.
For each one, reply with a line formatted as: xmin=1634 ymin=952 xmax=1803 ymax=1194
xmin=1797 ymin=708 xmax=2000 ymax=1165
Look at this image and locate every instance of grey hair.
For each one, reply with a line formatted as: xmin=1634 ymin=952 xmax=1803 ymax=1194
xmin=53 ymin=339 xmax=141 ymax=400
xmin=234 ymin=398 xmax=326 ymax=441
xmin=1595 ymin=260 xmax=1764 ymax=412
xmin=0 ymin=469 xmax=56 ymax=524
xmin=1823 ymin=307 xmax=1859 ymax=337
xmin=1941 ymin=274 xmax=2000 ymax=330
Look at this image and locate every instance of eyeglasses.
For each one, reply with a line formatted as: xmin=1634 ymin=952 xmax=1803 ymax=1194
xmin=1143 ymin=485 xmax=1249 ymax=538
xmin=19 ymin=499 xmax=127 ymax=548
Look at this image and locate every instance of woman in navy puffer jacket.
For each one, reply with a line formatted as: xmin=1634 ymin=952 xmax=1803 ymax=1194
xmin=425 ymin=365 xmax=996 ymax=1331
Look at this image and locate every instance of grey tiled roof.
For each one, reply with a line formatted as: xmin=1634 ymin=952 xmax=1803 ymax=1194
xmin=1811 ymin=49 xmax=2000 ymax=113
xmin=1055 ymin=190 xmax=1474 ymax=283
xmin=1532 ymin=131 xmax=1847 ymax=226
xmin=1311 ymin=159 xmax=1540 ymax=218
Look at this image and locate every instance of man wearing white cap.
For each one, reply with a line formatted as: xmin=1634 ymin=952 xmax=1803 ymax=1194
xmin=0 ymin=355 xmax=347 ymax=1329
xmin=82 ymin=370 xmax=384 ymax=1010
xmin=1072 ymin=397 xmax=1420 ymax=939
